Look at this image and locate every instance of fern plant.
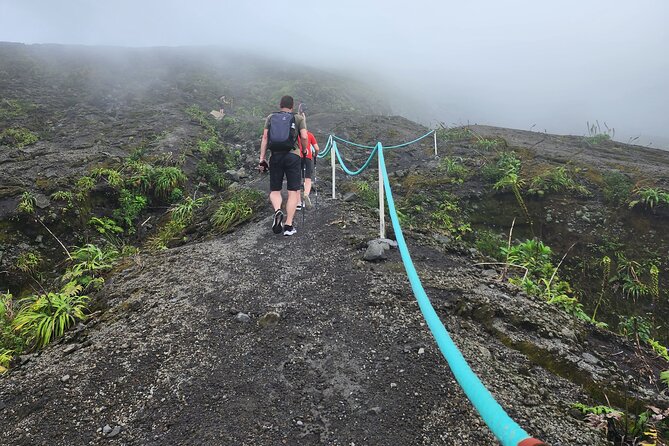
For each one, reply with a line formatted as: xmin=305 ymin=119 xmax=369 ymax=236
xmin=12 ymin=289 xmax=89 ymax=349
xmin=170 ymin=195 xmax=210 ymax=226
xmin=212 ymin=189 xmax=263 ymax=232
xmin=494 ymin=171 xmax=533 ymax=233
xmin=51 ymin=190 xmax=74 ymax=210
xmin=529 ymin=166 xmax=589 ymax=196
xmin=75 ymin=176 xmax=96 ymax=201
xmin=17 ymin=191 xmax=37 ymax=214
xmin=0 ymin=348 xmax=14 ymax=373
xmin=92 ymin=168 xmax=124 ymax=188
xmin=440 ymin=157 xmax=468 ymax=181
xmin=661 ymin=370 xmax=669 ymax=387
xmin=629 ymin=187 xmax=669 ymax=210
xmin=89 ymin=216 xmax=124 ymax=235
xmin=62 ymin=244 xmax=117 ymax=290
xmin=15 ymin=251 xmax=42 ymax=275
xmin=113 ymin=189 xmax=147 ymax=230
xmin=124 ymin=160 xmax=153 ymax=193
xmin=572 ymin=402 xmax=620 ymax=416
xmin=152 ymin=167 xmax=187 ymax=199
xmin=146 ymin=220 xmax=186 ymax=251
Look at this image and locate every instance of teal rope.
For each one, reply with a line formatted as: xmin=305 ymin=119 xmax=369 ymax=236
xmin=332 ymin=134 xmax=377 ymax=149
xmin=318 ymin=135 xmax=333 ymax=158
xmin=333 ymin=140 xmax=378 ymax=176
xmin=331 ymin=129 xmax=434 ymax=150
xmin=377 ymin=142 xmax=535 ymax=446
xmin=383 ymin=129 xmax=435 ymax=149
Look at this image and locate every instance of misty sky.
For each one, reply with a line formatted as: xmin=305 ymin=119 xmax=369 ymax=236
xmin=1 ymin=0 xmax=668 ymax=146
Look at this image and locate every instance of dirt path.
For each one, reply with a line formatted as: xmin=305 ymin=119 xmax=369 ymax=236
xmin=0 ymin=189 xmax=614 ymax=446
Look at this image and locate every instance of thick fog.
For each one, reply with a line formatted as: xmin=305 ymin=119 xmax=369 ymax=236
xmin=2 ymin=0 xmax=668 ymax=147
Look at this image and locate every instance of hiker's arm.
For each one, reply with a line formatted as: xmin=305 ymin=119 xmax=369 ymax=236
xmin=259 ymin=129 xmax=269 ymax=162
xmin=300 ymin=129 xmax=309 ymax=156
xmin=313 ymin=142 xmax=320 ymax=155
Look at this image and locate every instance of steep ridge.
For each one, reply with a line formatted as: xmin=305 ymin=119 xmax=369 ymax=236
xmin=0 ymin=181 xmax=619 ymax=445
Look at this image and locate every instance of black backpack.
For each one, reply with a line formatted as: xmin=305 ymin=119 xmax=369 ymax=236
xmin=267 ymin=111 xmax=297 ymax=152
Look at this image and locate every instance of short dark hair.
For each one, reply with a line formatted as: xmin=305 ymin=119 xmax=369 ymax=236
xmin=279 ymin=95 xmax=294 ymax=109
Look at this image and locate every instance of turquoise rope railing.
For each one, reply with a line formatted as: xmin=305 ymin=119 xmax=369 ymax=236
xmin=318 ymin=135 xmax=333 ymax=158
xmin=383 ymin=129 xmax=435 ymax=149
xmin=332 ymin=134 xmax=377 ymax=149
xmin=331 ymin=129 xmax=435 ymax=151
xmin=376 ymin=141 xmax=543 ymax=446
xmin=333 ymin=140 xmax=378 ymax=176
xmin=326 ymin=129 xmax=435 ymax=175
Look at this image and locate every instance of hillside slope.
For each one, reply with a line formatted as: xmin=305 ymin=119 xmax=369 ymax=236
xmin=2 ymin=43 xmax=669 ymax=446
xmin=1 ymin=186 xmax=613 ymax=446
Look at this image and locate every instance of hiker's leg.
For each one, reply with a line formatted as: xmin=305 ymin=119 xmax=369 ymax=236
xmin=269 ymin=191 xmax=282 ymax=211
xmin=285 ymin=190 xmax=299 ymax=225
xmin=303 ymin=158 xmax=313 ymax=196
xmin=269 ymin=153 xmax=284 ymax=211
xmin=284 ymin=153 xmax=302 ymax=225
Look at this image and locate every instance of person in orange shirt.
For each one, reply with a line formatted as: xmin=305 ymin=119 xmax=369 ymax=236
xmin=297 ymin=128 xmax=320 ymax=210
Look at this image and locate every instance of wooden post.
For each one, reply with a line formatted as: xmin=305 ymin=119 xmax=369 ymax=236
xmin=378 ymin=143 xmax=385 ymax=239
xmin=331 ymin=137 xmax=336 ymax=199
xmin=434 ymin=130 xmax=438 ymax=156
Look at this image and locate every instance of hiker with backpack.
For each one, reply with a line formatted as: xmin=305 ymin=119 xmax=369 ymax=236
xmin=297 ymin=127 xmax=320 ymax=210
xmin=258 ymin=95 xmax=309 ymax=236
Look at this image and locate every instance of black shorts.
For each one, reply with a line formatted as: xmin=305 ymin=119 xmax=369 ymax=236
xmin=269 ymin=152 xmax=301 ymax=191
xmin=303 ymin=157 xmax=314 ymax=179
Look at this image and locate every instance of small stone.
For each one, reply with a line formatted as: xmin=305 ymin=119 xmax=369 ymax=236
xmin=417 ymin=348 xmax=425 ymax=355
xmin=296 ymin=420 xmax=304 ymax=426
xmin=61 ymin=374 xmax=70 ymax=383
xmin=258 ymin=312 xmax=280 ymax=328
xmin=363 ymin=243 xmax=386 ymax=262
xmin=367 ymin=239 xmax=391 ymax=251
xmin=102 ymin=425 xmax=112 ymax=435
xmin=224 ymin=170 xmax=240 ymax=182
xmin=432 ymin=233 xmax=451 ymax=245
xmin=390 ymin=382 xmax=397 ymax=388
xmin=524 ymin=394 xmax=541 ymax=407
xmin=234 ymin=313 xmax=251 ymax=323
xmin=34 ymin=193 xmax=50 ymax=209
xmin=560 ymin=327 xmax=577 ymax=342
xmin=367 ymin=238 xmax=397 ymax=249
xmin=481 ymin=269 xmax=498 ymax=278
xmin=63 ymin=344 xmax=78 ymax=355
xmin=342 ymin=192 xmax=358 ymax=202
xmin=108 ymin=426 xmax=121 ymax=438
xmin=35 ymin=235 xmax=43 ymax=243
xmin=477 ymin=346 xmax=492 ymax=362
xmin=367 ymin=406 xmax=382 ymax=415
xmin=581 ymin=352 xmax=599 ymax=365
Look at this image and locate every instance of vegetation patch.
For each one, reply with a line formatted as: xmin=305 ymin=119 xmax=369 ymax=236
xmin=528 ymin=166 xmax=589 ymax=197
xmin=0 ymin=127 xmax=39 ymax=148
xmin=211 ymin=189 xmax=264 ymax=232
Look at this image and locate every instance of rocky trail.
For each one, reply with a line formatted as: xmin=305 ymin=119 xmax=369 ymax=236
xmin=3 ymin=175 xmax=663 ymax=445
